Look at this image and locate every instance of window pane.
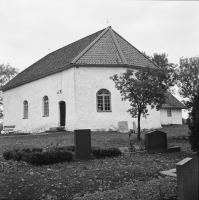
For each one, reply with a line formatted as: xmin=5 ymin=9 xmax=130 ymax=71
xmin=24 ymin=101 xmax=28 ymax=118
xmin=167 ymin=109 xmax=172 ymax=117
xmin=43 ymin=96 xmax=49 ymax=116
xmin=97 ymin=96 xmax=103 ymax=111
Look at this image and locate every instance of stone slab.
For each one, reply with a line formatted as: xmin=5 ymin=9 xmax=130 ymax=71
xmin=118 ymin=121 xmax=129 ymax=133
xmin=176 ymin=157 xmax=199 ymax=200
xmin=74 ymin=129 xmax=91 ymax=159
xmin=159 ymin=168 xmax=177 ymax=177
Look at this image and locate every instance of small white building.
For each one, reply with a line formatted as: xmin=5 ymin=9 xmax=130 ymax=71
xmin=2 ymin=26 xmax=186 ymax=133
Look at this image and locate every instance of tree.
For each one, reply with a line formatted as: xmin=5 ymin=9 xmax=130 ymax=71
xmin=187 ymin=90 xmax=199 ymax=154
xmin=0 ymin=63 xmax=18 ymax=119
xmin=176 ymin=56 xmax=199 ymax=109
xmin=110 ymin=67 xmax=168 ymax=140
xmin=150 ymin=53 xmax=177 ymax=89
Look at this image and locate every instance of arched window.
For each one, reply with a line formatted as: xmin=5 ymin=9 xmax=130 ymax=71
xmin=97 ymin=89 xmax=111 ymax=112
xmin=43 ymin=96 xmax=49 ymax=116
xmin=23 ymin=100 xmax=28 ymax=119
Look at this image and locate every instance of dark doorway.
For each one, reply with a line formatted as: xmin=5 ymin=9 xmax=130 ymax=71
xmin=59 ymin=101 xmax=66 ymax=126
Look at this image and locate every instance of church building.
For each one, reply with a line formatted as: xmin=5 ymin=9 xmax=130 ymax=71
xmin=2 ymin=26 xmax=186 ymax=133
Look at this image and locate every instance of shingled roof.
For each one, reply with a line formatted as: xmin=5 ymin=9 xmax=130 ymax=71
xmin=3 ymin=26 xmax=159 ymax=91
xmin=162 ymin=92 xmax=186 ymax=109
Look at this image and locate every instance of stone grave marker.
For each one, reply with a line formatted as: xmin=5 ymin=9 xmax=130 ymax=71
xmin=118 ymin=121 xmax=128 ymax=133
xmin=144 ymin=130 xmax=167 ymax=151
xmin=132 ymin=122 xmax=137 ymax=133
xmin=74 ymin=129 xmax=91 ymax=159
xmin=176 ymin=157 xmax=199 ymax=200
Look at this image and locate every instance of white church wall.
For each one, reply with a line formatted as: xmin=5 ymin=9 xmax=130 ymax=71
xmin=160 ymin=109 xmax=182 ymax=125
xmin=74 ymin=66 xmax=162 ymax=131
xmin=3 ymin=68 xmax=75 ymax=133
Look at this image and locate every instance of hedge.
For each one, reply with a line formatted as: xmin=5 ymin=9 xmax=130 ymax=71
xmin=3 ymin=146 xmax=122 ymax=165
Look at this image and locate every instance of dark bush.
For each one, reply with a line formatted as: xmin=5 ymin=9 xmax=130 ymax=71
xmin=56 ymin=146 xmax=75 ymax=152
xmin=3 ymin=150 xmax=12 ymax=160
xmin=65 ymin=145 xmax=75 ymax=152
xmin=21 ymin=152 xmax=31 ymax=162
xmin=92 ymin=147 xmax=122 ymax=159
xmin=22 ymin=148 xmax=32 ymax=153
xmin=187 ymin=93 xmax=199 ymax=154
xmin=32 ymin=148 xmax=43 ymax=152
xmin=12 ymin=151 xmax=24 ymax=161
xmin=28 ymin=149 xmax=74 ymax=166
xmin=29 ymin=152 xmax=45 ymax=165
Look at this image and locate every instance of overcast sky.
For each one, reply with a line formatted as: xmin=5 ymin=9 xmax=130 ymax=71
xmin=0 ymin=0 xmax=198 ymax=117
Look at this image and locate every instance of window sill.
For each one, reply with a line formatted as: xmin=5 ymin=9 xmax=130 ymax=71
xmin=23 ymin=117 xmax=28 ymax=119
xmin=43 ymin=115 xmax=49 ymax=117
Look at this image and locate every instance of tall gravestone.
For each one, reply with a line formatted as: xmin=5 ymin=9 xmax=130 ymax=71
xmin=176 ymin=157 xmax=199 ymax=200
xmin=144 ymin=131 xmax=167 ymax=151
xmin=74 ymin=129 xmax=91 ymax=159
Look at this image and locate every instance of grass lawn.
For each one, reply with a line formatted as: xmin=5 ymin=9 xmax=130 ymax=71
xmin=0 ymin=125 xmax=196 ymax=200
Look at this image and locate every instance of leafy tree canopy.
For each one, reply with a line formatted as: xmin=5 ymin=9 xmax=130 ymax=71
xmin=0 ymin=63 xmax=18 ymax=118
xmin=143 ymin=52 xmax=177 ymax=89
xmin=176 ymin=56 xmax=199 ymax=109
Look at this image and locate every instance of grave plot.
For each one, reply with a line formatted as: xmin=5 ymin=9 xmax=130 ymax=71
xmin=144 ymin=130 xmax=180 ymax=153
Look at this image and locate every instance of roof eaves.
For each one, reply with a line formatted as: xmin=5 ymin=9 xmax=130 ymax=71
xmin=109 ymin=27 xmax=127 ymax=65
xmin=2 ymin=65 xmax=73 ymax=92
xmin=70 ymin=26 xmax=110 ymax=64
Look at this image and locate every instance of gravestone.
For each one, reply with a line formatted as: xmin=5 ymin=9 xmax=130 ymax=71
xmin=118 ymin=121 xmax=128 ymax=133
xmin=132 ymin=122 xmax=137 ymax=133
xmin=176 ymin=157 xmax=199 ymax=200
xmin=74 ymin=129 xmax=91 ymax=159
xmin=144 ymin=131 xmax=167 ymax=151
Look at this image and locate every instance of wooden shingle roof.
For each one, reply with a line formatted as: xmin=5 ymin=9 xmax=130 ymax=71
xmin=3 ymin=26 xmax=159 ymax=91
xmin=162 ymin=92 xmax=186 ymax=109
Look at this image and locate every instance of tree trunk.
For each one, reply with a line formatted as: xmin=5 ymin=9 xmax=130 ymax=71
xmin=137 ymin=112 xmax=141 ymax=141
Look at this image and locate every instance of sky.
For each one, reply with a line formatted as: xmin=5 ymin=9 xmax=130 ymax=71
xmin=0 ymin=0 xmax=198 ymax=118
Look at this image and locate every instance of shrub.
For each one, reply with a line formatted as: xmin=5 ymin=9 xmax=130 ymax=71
xmin=32 ymin=148 xmax=43 ymax=152
xmin=22 ymin=148 xmax=32 ymax=153
xmin=187 ymin=93 xmax=199 ymax=154
xmin=21 ymin=152 xmax=31 ymax=162
xmin=28 ymin=149 xmax=74 ymax=166
xmin=3 ymin=150 xmax=12 ymax=160
xmin=12 ymin=151 xmax=24 ymax=161
xmin=29 ymin=152 xmax=45 ymax=165
xmin=92 ymin=147 xmax=122 ymax=159
xmin=65 ymin=145 xmax=75 ymax=152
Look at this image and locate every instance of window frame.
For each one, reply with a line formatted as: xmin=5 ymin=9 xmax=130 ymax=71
xmin=43 ymin=96 xmax=49 ymax=117
xmin=96 ymin=89 xmax=112 ymax=112
xmin=167 ymin=109 xmax=172 ymax=117
xmin=23 ymin=100 xmax=28 ymax=119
